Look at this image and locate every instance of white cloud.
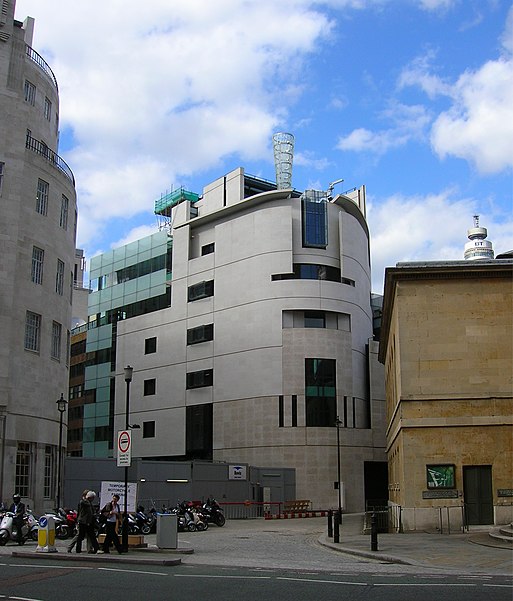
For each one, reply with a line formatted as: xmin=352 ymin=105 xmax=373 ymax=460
xmin=337 ymin=103 xmax=431 ymax=154
xmin=367 ymin=189 xmax=513 ymax=293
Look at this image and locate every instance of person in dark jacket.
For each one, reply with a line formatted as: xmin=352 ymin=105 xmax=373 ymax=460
xmin=67 ymin=490 xmax=89 ymax=553
xmin=9 ymin=494 xmax=26 ymax=544
xmin=99 ymin=494 xmax=123 ymax=554
xmin=75 ymin=490 xmax=99 ymax=553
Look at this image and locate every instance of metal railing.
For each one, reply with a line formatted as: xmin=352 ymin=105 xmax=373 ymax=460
xmin=26 ymin=135 xmax=75 ymax=185
xmin=25 ymin=44 xmax=58 ymax=91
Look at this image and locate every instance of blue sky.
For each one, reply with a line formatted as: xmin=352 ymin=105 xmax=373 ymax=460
xmin=15 ymin=0 xmax=513 ymax=293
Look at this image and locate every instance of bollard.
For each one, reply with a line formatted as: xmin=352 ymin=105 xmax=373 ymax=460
xmin=327 ymin=510 xmax=333 ymax=538
xmin=333 ymin=510 xmax=340 ymax=543
xmin=36 ymin=515 xmax=57 ymax=553
xmin=370 ymin=511 xmax=378 ymax=552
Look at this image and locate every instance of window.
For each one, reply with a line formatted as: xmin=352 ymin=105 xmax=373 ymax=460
xmin=51 ymin=321 xmax=62 ymax=360
xmin=24 ymin=311 xmax=41 ymax=351
xmin=36 ymin=179 xmax=49 ymax=215
xmin=143 ymin=421 xmax=155 ymax=438
xmin=292 ymin=395 xmax=298 ymax=427
xmin=0 ymin=161 xmax=4 ymax=195
xmin=201 ymin=243 xmax=215 ymax=256
xmin=186 ymin=404 xmax=213 ymax=460
xmin=44 ymin=97 xmax=52 ymax=121
xmin=188 ymin=280 xmax=214 ymax=302
xmin=144 ymin=337 xmax=157 ymax=354
xmin=143 ymin=378 xmax=156 ymax=396
xmin=60 ymin=195 xmax=69 ymax=229
xmin=31 ymin=246 xmax=44 ymax=284
xmin=15 ymin=442 xmax=31 ymax=497
xmin=186 ymin=368 xmax=213 ymax=389
xmin=43 ymin=445 xmax=54 ymax=499
xmin=187 ymin=323 xmax=214 ymax=345
xmin=304 ymin=311 xmax=326 ymax=328
xmin=24 ymin=80 xmax=36 ymax=105
xmin=305 ymin=358 xmax=336 ymax=427
xmin=272 ymin=264 xmax=341 ymax=282
xmin=278 ymin=395 xmax=284 ymax=428
xmin=302 ymin=194 xmax=327 ymax=248
xmin=55 ymin=259 xmax=65 ymax=295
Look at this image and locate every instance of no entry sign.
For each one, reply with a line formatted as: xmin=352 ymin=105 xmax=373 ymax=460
xmin=117 ymin=430 xmax=131 ymax=466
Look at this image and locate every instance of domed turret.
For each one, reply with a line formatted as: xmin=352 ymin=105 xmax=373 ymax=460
xmin=464 ymin=215 xmax=494 ymax=260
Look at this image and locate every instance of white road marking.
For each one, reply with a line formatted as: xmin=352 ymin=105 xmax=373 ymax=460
xmin=97 ymin=567 xmax=167 ymax=576
xmin=278 ymin=576 xmax=367 ymax=586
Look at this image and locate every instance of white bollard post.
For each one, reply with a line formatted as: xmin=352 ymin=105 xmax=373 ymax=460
xmin=36 ymin=515 xmax=57 ymax=553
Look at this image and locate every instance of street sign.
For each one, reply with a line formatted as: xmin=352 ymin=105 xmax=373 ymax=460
xmin=117 ymin=430 xmax=131 ymax=467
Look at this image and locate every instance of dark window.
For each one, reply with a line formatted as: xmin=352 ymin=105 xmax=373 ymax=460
xmin=201 ymin=243 xmax=215 ymax=256
xmin=143 ymin=421 xmax=155 ymax=438
xmin=302 ymin=196 xmax=327 ymax=248
xmin=292 ymin=395 xmax=297 ymax=427
xmin=186 ymin=369 xmax=213 ymax=389
xmin=187 ymin=323 xmax=214 ymax=345
xmin=145 ymin=337 xmax=157 ymax=354
xmin=186 ymin=404 xmax=213 ymax=460
xmin=278 ymin=395 xmax=284 ymax=428
xmin=143 ymin=378 xmax=156 ymax=396
xmin=305 ymin=358 xmax=336 ymax=427
xmin=304 ymin=311 xmax=326 ymax=328
xmin=188 ymin=280 xmax=214 ymax=302
xmin=342 ymin=277 xmax=355 ymax=287
xmin=272 ymin=264 xmax=341 ymax=282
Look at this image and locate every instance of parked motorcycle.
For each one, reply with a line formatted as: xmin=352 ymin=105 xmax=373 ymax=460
xmin=201 ymin=497 xmax=226 ymax=527
xmin=133 ymin=506 xmax=155 ymax=535
xmin=0 ymin=510 xmax=38 ymax=545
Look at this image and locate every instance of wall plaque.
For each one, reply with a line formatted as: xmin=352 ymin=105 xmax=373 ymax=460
xmin=422 ymin=489 xmax=459 ymax=499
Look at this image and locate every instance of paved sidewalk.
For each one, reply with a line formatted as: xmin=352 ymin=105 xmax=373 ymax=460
xmin=1 ymin=515 xmax=511 ymax=575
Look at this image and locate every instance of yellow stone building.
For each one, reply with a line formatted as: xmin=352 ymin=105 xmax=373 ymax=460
xmin=379 ymin=259 xmax=513 ymax=531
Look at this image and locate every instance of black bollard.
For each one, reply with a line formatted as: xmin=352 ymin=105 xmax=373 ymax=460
xmin=371 ymin=511 xmax=378 ymax=551
xmin=327 ymin=510 xmax=333 ymax=538
xmin=333 ymin=510 xmax=340 ymax=543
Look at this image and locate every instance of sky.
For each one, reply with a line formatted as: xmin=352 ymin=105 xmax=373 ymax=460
xmin=14 ymin=0 xmax=513 ymax=293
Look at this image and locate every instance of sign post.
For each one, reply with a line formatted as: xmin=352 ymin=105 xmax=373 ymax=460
xmin=117 ymin=430 xmax=131 ymax=467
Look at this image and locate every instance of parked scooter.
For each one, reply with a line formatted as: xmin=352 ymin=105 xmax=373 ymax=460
xmin=201 ymin=497 xmax=226 ymax=527
xmin=133 ymin=506 xmax=155 ymax=535
xmin=0 ymin=510 xmax=38 ymax=545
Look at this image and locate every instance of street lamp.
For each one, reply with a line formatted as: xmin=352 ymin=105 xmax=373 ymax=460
xmin=122 ymin=365 xmax=133 ymax=552
xmin=333 ymin=415 xmax=342 ymax=543
xmin=56 ymin=393 xmax=67 ymax=510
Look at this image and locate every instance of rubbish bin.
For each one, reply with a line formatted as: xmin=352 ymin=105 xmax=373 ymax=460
xmin=156 ymin=513 xmax=177 ymax=549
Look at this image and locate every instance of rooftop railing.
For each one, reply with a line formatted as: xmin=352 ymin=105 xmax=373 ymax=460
xmin=25 ymin=44 xmax=58 ymax=91
xmin=26 ymin=134 xmax=75 ymax=185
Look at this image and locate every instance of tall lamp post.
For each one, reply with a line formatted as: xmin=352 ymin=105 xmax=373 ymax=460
xmin=122 ymin=365 xmax=133 ymax=552
xmin=335 ymin=415 xmax=342 ymax=517
xmin=56 ymin=393 xmax=68 ymax=510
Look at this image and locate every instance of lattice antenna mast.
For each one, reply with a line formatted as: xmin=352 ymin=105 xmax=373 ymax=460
xmin=272 ymin=132 xmax=294 ymax=190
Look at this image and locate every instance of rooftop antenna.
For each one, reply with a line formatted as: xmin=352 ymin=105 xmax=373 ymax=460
xmin=272 ymin=132 xmax=294 ymax=190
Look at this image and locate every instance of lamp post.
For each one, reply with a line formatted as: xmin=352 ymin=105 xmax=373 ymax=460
xmin=56 ymin=393 xmax=67 ymax=510
xmin=334 ymin=415 xmax=342 ymax=543
xmin=122 ymin=365 xmax=133 ymax=552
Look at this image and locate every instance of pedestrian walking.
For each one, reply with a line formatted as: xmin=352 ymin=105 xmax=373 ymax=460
xmin=68 ymin=490 xmax=90 ymax=553
xmin=99 ymin=493 xmax=123 ymax=554
xmin=75 ymin=490 xmax=99 ymax=554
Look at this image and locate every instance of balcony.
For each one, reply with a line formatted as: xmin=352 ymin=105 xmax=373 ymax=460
xmin=26 ymin=135 xmax=75 ymax=186
xmin=25 ymin=44 xmax=58 ymax=91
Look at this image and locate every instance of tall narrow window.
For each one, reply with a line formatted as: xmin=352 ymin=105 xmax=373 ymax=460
xmin=278 ymin=395 xmax=284 ymax=428
xmin=51 ymin=321 xmax=62 ymax=360
xmin=36 ymin=179 xmax=49 ymax=215
xmin=292 ymin=395 xmax=298 ymax=427
xmin=15 ymin=442 xmax=32 ymax=497
xmin=143 ymin=421 xmax=155 ymax=438
xmin=31 ymin=246 xmax=44 ymax=284
xmin=0 ymin=161 xmax=4 ymax=195
xmin=60 ymin=195 xmax=69 ymax=229
xmin=44 ymin=445 xmax=54 ymax=499
xmin=44 ymin=97 xmax=52 ymax=121
xmin=56 ymin=259 xmax=65 ymax=295
xmin=24 ymin=80 xmax=36 ymax=105
xmin=24 ymin=311 xmax=41 ymax=351
xmin=305 ymin=358 xmax=336 ymax=427
xmin=302 ymin=193 xmax=327 ymax=248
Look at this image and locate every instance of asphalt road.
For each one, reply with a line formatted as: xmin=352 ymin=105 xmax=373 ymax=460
xmin=0 ymin=558 xmax=512 ymax=601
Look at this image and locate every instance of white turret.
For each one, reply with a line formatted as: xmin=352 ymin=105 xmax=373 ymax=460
xmin=464 ymin=215 xmax=494 ymax=260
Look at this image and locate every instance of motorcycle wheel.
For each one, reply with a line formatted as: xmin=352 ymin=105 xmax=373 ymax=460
xmin=31 ymin=529 xmax=39 ymax=541
xmin=0 ymin=531 xmax=8 ymax=546
xmin=214 ymin=514 xmax=226 ymax=527
xmin=197 ymin=521 xmax=207 ymax=531
xmin=187 ymin=523 xmax=197 ymax=532
xmin=141 ymin=524 xmax=151 ymax=535
xmin=56 ymin=525 xmax=69 ymax=539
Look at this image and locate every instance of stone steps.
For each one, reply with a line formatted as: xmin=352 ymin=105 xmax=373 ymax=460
xmin=489 ymin=522 xmax=513 ymax=545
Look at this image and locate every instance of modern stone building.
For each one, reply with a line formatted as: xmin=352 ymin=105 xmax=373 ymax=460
xmin=379 ymin=260 xmax=513 ymax=531
xmin=98 ymin=165 xmax=388 ymax=511
xmin=0 ymin=1 xmax=77 ymax=511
